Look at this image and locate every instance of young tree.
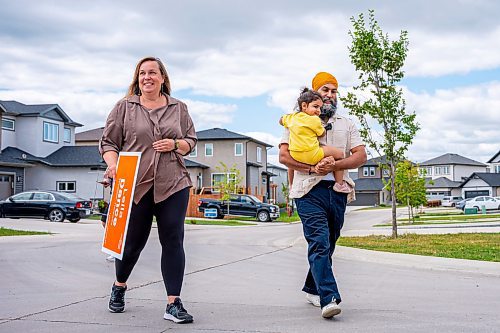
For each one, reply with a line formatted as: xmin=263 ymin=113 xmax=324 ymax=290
xmin=343 ymin=10 xmax=420 ymax=237
xmin=214 ymin=162 xmax=243 ymax=216
xmin=394 ymin=161 xmax=427 ymax=224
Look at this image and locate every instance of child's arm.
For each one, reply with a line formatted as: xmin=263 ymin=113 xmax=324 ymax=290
xmin=279 ymin=116 xmax=284 ymax=126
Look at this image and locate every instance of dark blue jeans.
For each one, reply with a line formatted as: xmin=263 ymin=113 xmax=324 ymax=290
xmin=295 ymin=180 xmax=347 ymax=307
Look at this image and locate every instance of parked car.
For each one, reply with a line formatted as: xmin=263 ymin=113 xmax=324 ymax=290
xmin=0 ymin=190 xmax=92 ymax=222
xmin=455 ymin=198 xmax=472 ymax=210
xmin=463 ymin=196 xmax=500 ymax=211
xmin=441 ymin=196 xmax=464 ymax=207
xmin=198 ymin=194 xmax=280 ymax=222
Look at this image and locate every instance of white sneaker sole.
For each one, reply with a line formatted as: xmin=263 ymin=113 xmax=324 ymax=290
xmin=306 ymin=296 xmax=321 ymax=307
xmin=322 ymin=306 xmax=341 ymax=318
xmin=163 ymin=313 xmax=193 ymax=324
xmin=108 ymin=306 xmax=124 ymax=313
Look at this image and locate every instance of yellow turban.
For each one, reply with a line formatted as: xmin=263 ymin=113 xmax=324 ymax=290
xmin=312 ymin=72 xmax=338 ymax=91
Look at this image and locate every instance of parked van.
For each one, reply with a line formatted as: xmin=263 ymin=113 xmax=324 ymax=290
xmin=441 ymin=196 xmax=464 ymax=207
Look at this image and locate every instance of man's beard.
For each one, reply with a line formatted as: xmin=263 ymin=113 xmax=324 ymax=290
xmin=319 ymin=97 xmax=337 ymax=121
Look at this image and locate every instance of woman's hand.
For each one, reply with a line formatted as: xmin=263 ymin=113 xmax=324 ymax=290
xmin=152 ymin=138 xmax=176 ymax=152
xmin=104 ymin=164 xmax=117 ymax=180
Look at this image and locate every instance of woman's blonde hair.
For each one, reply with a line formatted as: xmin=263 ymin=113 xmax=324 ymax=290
xmin=127 ymin=57 xmax=171 ymax=96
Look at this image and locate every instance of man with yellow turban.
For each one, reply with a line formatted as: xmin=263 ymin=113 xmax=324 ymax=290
xmin=279 ymin=71 xmax=367 ymax=319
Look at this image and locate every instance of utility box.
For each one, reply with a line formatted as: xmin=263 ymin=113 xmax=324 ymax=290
xmin=464 ymin=207 xmax=478 ymax=215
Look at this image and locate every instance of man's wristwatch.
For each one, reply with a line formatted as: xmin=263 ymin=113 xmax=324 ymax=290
xmin=173 ymin=139 xmax=179 ymax=151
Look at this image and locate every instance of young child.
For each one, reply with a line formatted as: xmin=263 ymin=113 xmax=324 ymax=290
xmin=280 ymin=87 xmax=351 ymax=193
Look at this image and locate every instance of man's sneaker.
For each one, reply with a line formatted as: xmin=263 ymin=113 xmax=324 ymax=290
xmin=108 ymin=284 xmax=126 ymax=313
xmin=164 ymin=297 xmax=193 ymax=324
xmin=321 ymin=299 xmax=341 ymax=318
xmin=305 ymin=293 xmax=321 ymax=307
xmin=106 ymin=255 xmax=115 ymax=262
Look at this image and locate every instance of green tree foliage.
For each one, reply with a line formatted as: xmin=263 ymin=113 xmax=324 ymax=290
xmin=214 ymin=162 xmax=243 ymax=216
xmin=393 ymin=161 xmax=427 ymax=223
xmin=343 ymin=10 xmax=420 ymax=237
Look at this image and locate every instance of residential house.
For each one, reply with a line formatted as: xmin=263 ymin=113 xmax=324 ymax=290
xmin=351 ymin=155 xmax=391 ymax=206
xmin=419 ymin=153 xmax=487 ymax=199
xmin=0 ymin=100 xmax=106 ymax=201
xmin=187 ymin=128 xmax=273 ymax=200
xmin=486 ymin=149 xmax=500 ymax=174
xmin=267 ymin=163 xmax=288 ymax=204
xmin=459 ymin=173 xmax=500 ymax=198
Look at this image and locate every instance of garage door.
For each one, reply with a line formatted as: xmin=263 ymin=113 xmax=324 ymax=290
xmin=464 ymin=190 xmax=489 ymax=199
xmin=350 ymin=192 xmax=379 ymax=206
xmin=0 ymin=175 xmax=13 ymax=200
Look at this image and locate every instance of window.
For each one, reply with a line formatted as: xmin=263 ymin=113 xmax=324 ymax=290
xmin=57 ymin=181 xmax=76 ymax=192
xmin=495 ymin=165 xmax=500 ymax=173
xmin=33 ymin=193 xmax=54 ymax=201
xmin=420 ymin=167 xmax=432 ymax=176
xmin=189 ymin=145 xmax=197 ymax=157
xmin=12 ymin=192 xmax=32 ymax=200
xmin=2 ymin=118 xmax=15 ymax=131
xmin=64 ymin=128 xmax=71 ymax=143
xmin=211 ymin=173 xmax=236 ymax=192
xmin=205 ymin=143 xmax=213 ymax=157
xmin=257 ymin=147 xmax=262 ymax=163
xmin=43 ymin=122 xmax=59 ymax=143
xmin=382 ymin=169 xmax=389 ymax=177
xmin=235 ymin=143 xmax=243 ymax=156
xmin=434 ymin=166 xmax=450 ymax=175
xmin=363 ymin=167 xmax=376 ymax=176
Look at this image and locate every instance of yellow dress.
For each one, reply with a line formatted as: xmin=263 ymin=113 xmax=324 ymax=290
xmin=281 ymin=112 xmax=325 ymax=165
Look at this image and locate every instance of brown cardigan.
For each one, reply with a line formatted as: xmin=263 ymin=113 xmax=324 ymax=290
xmin=99 ymin=94 xmax=197 ymax=204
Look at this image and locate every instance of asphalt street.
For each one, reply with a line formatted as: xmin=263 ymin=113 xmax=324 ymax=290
xmin=0 ymin=208 xmax=499 ymax=332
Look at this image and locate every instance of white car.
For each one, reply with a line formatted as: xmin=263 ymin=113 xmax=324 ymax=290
xmin=441 ymin=196 xmax=464 ymax=207
xmin=464 ymin=196 xmax=500 ymax=211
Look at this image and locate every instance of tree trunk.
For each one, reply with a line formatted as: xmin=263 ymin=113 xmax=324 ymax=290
xmin=407 ymin=197 xmax=411 ymax=224
xmin=391 ymin=162 xmax=398 ymax=238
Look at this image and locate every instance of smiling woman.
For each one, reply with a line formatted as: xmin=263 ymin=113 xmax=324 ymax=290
xmin=99 ymin=56 xmax=197 ymax=323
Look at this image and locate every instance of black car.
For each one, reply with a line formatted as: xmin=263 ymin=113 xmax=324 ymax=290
xmin=0 ymin=190 xmax=92 ymax=222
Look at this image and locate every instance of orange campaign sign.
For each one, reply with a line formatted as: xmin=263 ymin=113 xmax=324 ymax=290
xmin=102 ymin=152 xmax=141 ymax=260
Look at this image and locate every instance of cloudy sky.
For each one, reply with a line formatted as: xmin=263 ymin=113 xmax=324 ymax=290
xmin=1 ymin=0 xmax=499 ymax=166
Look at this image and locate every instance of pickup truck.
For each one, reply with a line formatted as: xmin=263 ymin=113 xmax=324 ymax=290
xmin=197 ymin=194 xmax=280 ymax=222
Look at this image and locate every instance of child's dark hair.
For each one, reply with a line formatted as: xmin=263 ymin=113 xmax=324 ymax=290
xmin=297 ymin=87 xmax=322 ymax=111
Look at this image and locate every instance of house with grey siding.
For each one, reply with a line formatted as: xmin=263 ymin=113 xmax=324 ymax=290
xmin=187 ymin=128 xmax=273 ymax=200
xmin=459 ymin=173 xmax=500 ymax=198
xmin=486 ymin=149 xmax=500 ymax=174
xmin=0 ymin=100 xmax=106 ymax=201
xmin=267 ymin=163 xmax=288 ymax=204
xmin=419 ymin=153 xmax=487 ymax=199
xmin=351 ymin=155 xmax=391 ymax=206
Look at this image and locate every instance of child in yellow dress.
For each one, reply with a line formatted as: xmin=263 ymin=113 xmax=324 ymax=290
xmin=280 ymin=88 xmax=351 ymax=193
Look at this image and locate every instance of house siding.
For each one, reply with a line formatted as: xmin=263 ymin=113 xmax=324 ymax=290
xmin=25 ymin=165 xmax=106 ymax=201
xmin=454 ymin=165 xmax=487 ymax=182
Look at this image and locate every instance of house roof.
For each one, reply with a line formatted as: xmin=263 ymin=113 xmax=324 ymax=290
xmin=196 ymin=128 xmax=273 ymax=147
xmin=184 ymin=159 xmax=209 ymax=168
xmin=0 ymin=147 xmax=37 ymax=167
xmin=76 ymin=127 xmax=104 ymax=141
xmin=354 ymin=178 xmax=386 ymax=191
xmin=0 ymin=100 xmax=82 ymax=127
xmin=32 ymin=146 xmax=106 ymax=167
xmin=267 ymin=163 xmax=287 ymax=171
xmin=420 ymin=153 xmax=485 ymax=167
xmin=459 ymin=172 xmax=500 ymax=188
xmin=487 ymin=150 xmax=500 ymax=163
xmin=363 ymin=155 xmax=389 ymax=166
xmin=425 ymin=177 xmax=462 ymax=189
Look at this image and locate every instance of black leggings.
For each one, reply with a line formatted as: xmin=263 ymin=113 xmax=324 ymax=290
xmin=115 ymin=187 xmax=189 ymax=296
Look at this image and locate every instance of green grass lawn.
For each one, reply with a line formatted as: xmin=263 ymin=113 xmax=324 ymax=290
xmin=0 ymin=227 xmax=50 ymax=237
xmin=337 ymin=233 xmax=500 ymax=262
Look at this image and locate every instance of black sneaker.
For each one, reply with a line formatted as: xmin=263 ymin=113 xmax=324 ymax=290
xmin=108 ymin=284 xmax=127 ymax=313
xmin=163 ymin=297 xmax=193 ymax=324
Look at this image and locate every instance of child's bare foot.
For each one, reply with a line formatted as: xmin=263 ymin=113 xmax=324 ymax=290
xmin=333 ymin=181 xmax=352 ymax=193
